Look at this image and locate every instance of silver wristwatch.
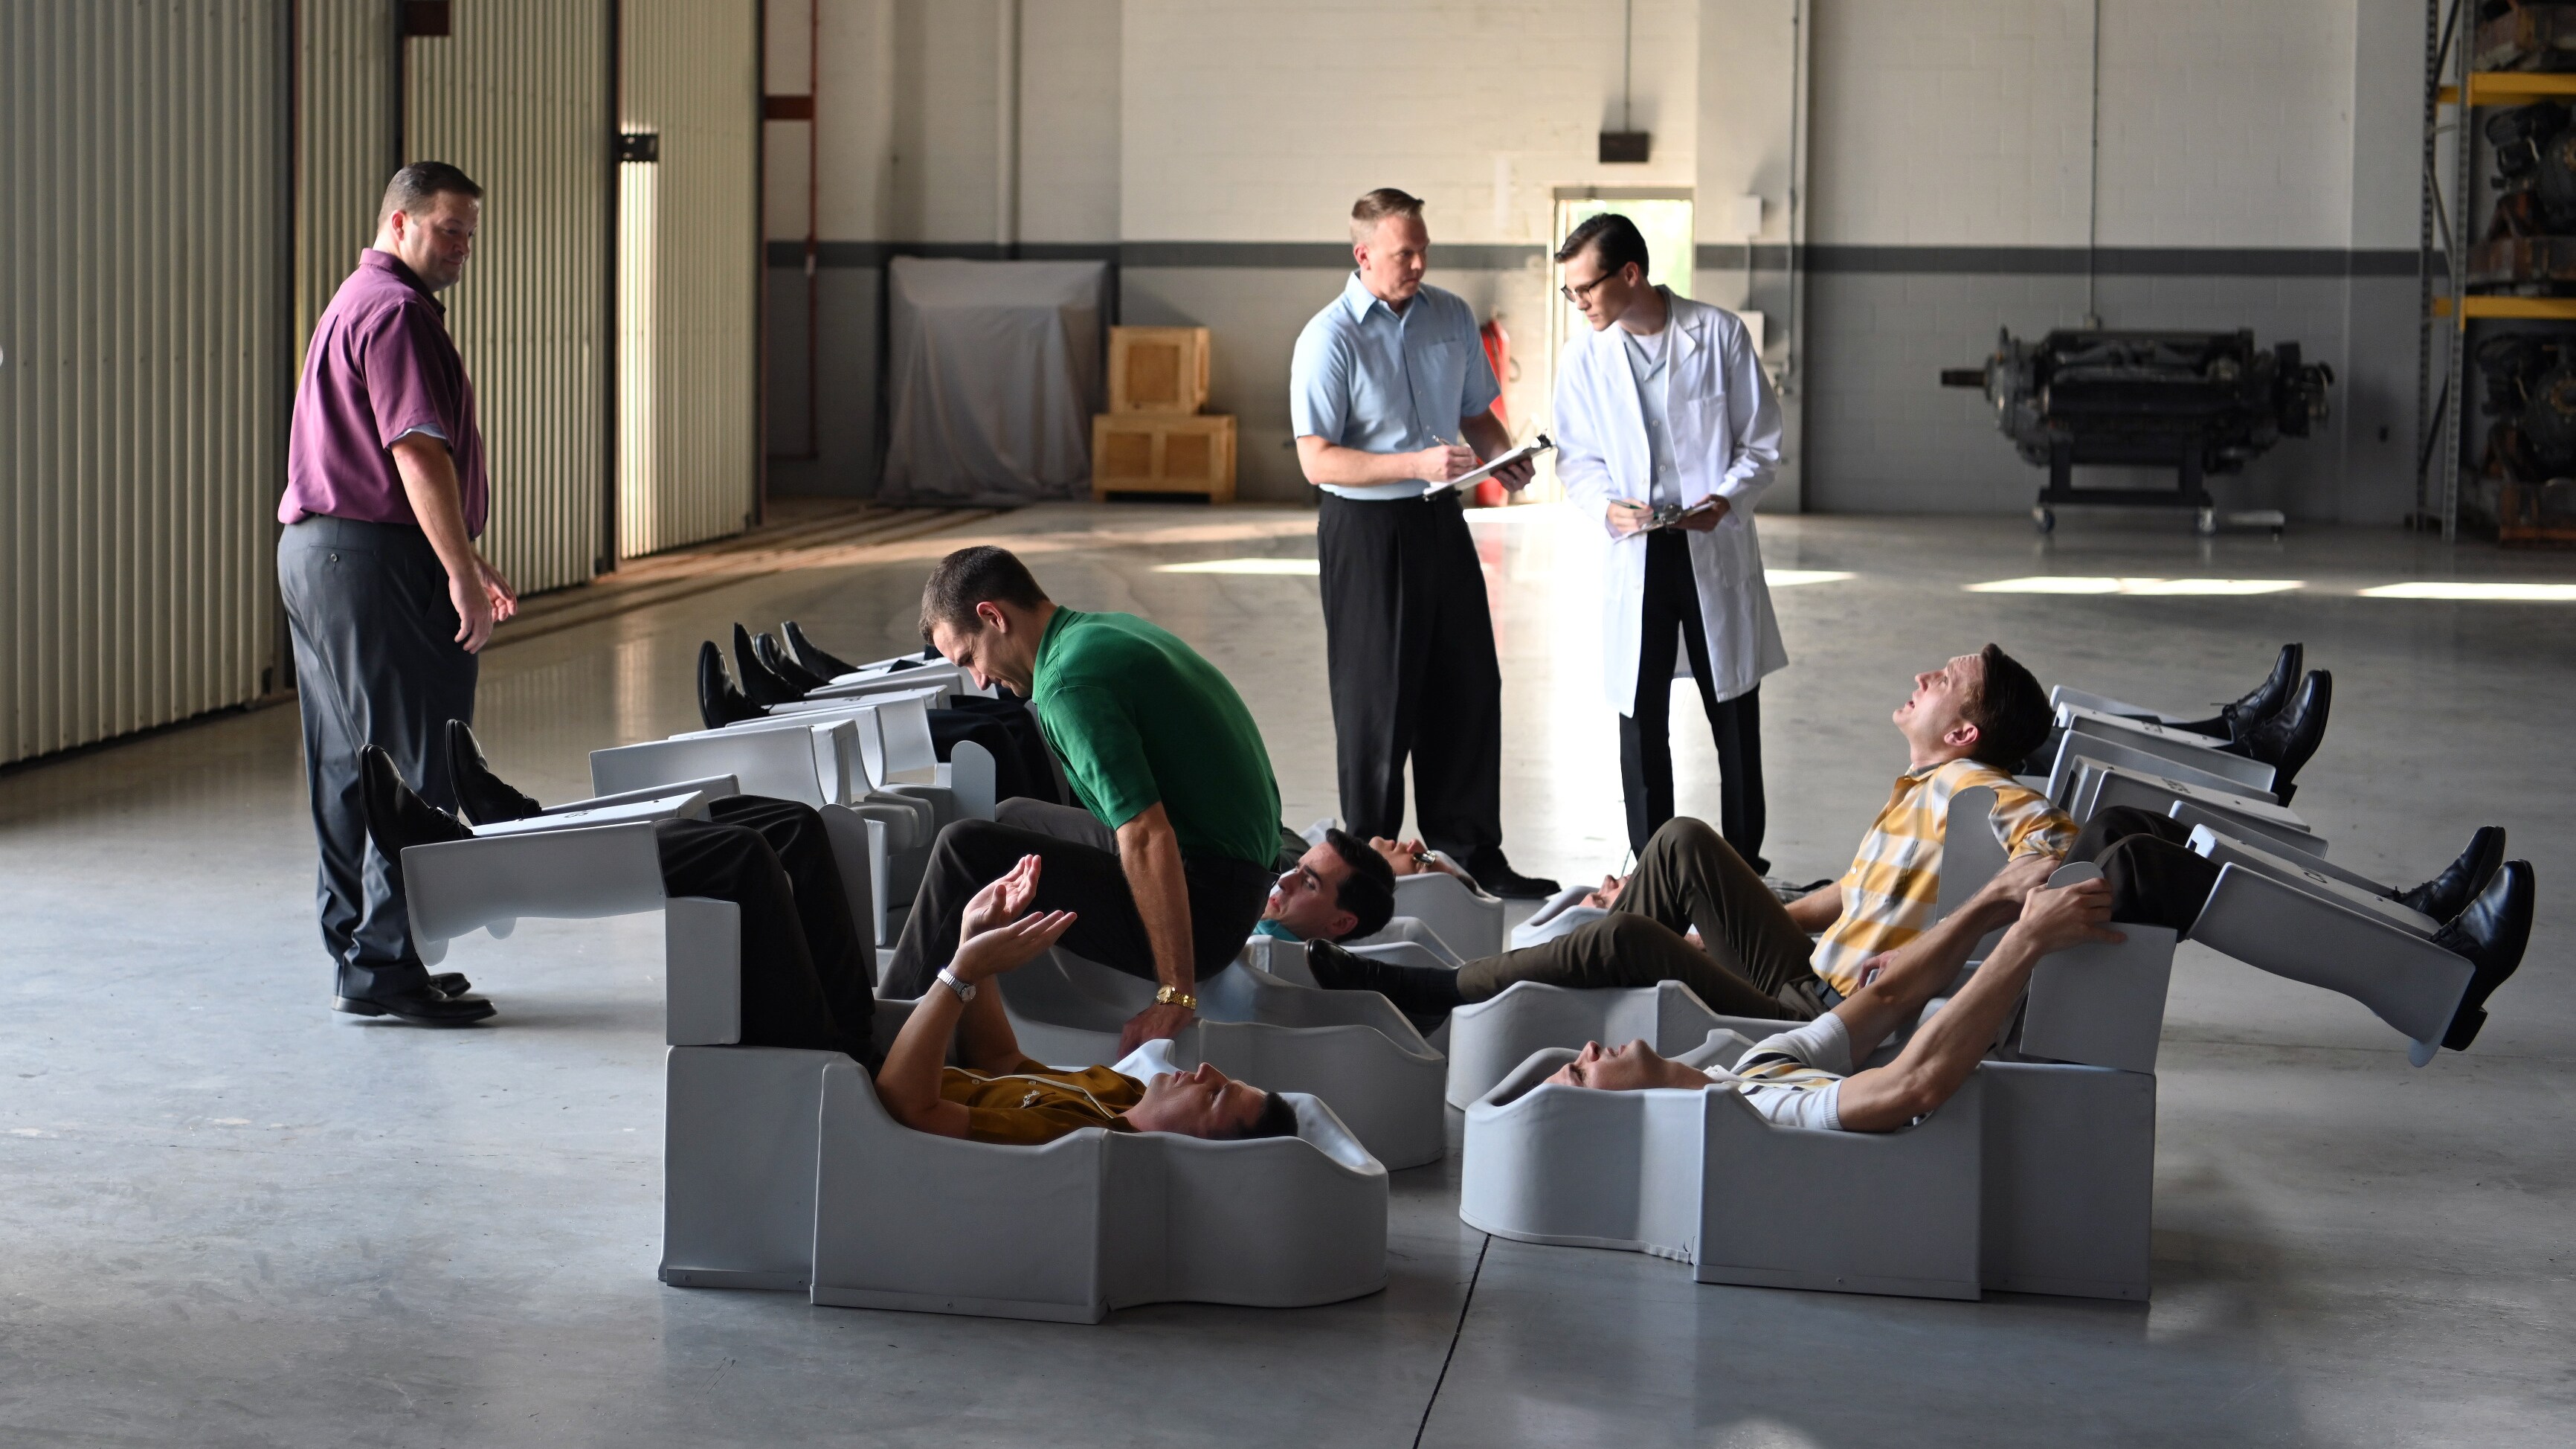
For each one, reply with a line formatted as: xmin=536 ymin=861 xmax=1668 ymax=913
xmin=936 ymin=967 xmax=977 ymax=1003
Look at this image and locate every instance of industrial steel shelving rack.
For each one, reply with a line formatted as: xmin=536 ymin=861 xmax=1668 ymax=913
xmin=2418 ymin=0 xmax=2576 ymax=543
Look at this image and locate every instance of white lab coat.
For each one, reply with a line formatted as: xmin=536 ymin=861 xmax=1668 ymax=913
xmin=1553 ymin=294 xmax=1788 ymax=716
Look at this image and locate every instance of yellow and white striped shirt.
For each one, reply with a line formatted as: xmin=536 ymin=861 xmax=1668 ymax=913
xmin=1806 ymin=759 xmax=2075 ymax=997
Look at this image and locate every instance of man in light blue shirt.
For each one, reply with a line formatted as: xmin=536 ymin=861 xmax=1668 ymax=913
xmin=1288 ymin=187 xmax=1556 ymax=900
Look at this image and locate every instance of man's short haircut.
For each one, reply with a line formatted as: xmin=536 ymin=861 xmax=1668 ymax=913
xmin=918 ymin=546 xmax=1050 ymax=640
xmin=1321 ymin=828 xmax=1397 ymax=942
xmin=1965 ymin=643 xmax=2052 ymax=768
xmin=1554 ymin=211 xmax=1651 ymax=279
xmin=379 ymin=161 xmax=482 ymax=227
xmin=1221 ymin=1090 xmax=1300 ymax=1141
xmin=1350 ymin=187 xmax=1426 ymax=245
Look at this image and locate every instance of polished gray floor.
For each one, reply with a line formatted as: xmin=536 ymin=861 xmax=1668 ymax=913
xmin=4 ymin=504 xmax=2571 ymax=1447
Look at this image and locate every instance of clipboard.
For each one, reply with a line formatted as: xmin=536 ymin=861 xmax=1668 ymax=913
xmin=1423 ymin=433 xmax=1556 ymax=495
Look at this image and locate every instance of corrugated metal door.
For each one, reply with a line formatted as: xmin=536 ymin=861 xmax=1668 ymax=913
xmin=617 ymin=0 xmax=761 ymax=559
xmin=296 ymin=0 xmax=398 ymax=353
xmin=405 ymin=0 xmax=612 ymax=595
xmin=1 ymin=1 xmax=291 ymax=767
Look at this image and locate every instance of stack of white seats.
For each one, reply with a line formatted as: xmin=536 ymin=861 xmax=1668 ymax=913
xmin=587 ymin=694 xmax=998 ymax=945
xmin=2044 ymin=673 xmax=2479 ymax=1063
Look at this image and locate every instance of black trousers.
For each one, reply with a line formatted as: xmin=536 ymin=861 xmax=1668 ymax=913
xmin=2071 ymin=806 xmax=2222 ymax=931
xmin=1455 ymin=817 xmax=1823 ymax=1020
xmin=278 ymin=515 xmax=480 ymax=999
xmin=1317 ymin=490 xmax=1503 ymax=859
xmin=1620 ymin=530 xmax=1767 ymax=869
xmin=657 ymin=795 xmax=875 ymax=1061
xmin=880 ymin=818 xmax=1273 ymax=999
xmin=928 ymin=694 xmax=1058 ymax=806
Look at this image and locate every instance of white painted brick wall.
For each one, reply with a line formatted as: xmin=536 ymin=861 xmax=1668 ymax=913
xmin=1812 ymin=0 xmax=2371 ymax=250
xmin=1020 ymin=0 xmax=1124 ymax=242
xmin=2095 ymin=0 xmax=2357 ymax=248
xmin=1120 ymin=0 xmax=1699 ymax=243
xmin=1810 ymin=0 xmax=2098 ymax=246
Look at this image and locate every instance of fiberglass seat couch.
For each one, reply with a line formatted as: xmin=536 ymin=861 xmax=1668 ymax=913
xmin=1456 ymin=852 xmax=2171 ymax=1304
xmin=665 ymin=996 xmax=1391 ymax=1324
xmin=410 ymin=817 xmax=1394 ymax=1323
xmin=587 ymin=704 xmax=998 ymax=943
xmin=1457 ymin=1031 xmax=2157 ymax=1302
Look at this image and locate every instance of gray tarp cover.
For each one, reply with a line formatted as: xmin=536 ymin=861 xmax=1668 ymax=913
xmin=882 ymin=257 xmax=1105 ymax=503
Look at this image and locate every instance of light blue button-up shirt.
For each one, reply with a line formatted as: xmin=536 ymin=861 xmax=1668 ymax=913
xmin=1619 ymin=318 xmax=1683 ymax=507
xmin=1289 ymin=272 xmax=1501 ymax=500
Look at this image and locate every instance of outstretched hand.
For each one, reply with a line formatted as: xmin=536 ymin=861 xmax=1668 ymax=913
xmin=950 ymin=907 xmax=1077 ymax=984
xmin=962 ymin=854 xmax=1043 ymax=941
xmin=2005 ymin=878 xmax=2125 ymax=954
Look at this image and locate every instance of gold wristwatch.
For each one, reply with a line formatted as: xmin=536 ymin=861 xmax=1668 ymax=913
xmin=1154 ymin=985 xmax=1197 ymax=1009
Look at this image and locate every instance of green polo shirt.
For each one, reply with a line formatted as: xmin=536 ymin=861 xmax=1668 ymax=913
xmin=1029 ymin=607 xmax=1281 ymax=867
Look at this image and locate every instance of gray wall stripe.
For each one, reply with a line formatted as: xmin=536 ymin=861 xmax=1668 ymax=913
xmin=768 ymin=239 xmax=2424 ymax=278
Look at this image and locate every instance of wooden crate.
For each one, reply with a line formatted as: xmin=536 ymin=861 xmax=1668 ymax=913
xmin=1108 ymin=326 xmax=1211 ymax=414
xmin=1092 ymin=413 xmax=1236 ymax=502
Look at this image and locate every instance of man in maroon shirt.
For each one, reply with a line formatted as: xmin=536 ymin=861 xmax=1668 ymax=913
xmin=280 ymin=162 xmax=516 ymax=1026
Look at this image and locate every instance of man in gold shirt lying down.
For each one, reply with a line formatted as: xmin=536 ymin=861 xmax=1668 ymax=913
xmin=872 ymin=852 xmax=1301 ymax=1146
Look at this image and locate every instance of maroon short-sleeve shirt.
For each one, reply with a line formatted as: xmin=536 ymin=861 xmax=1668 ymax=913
xmin=280 ymin=251 xmax=489 ymax=535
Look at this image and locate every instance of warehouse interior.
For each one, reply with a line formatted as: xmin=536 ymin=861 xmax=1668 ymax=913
xmin=2 ymin=2 xmax=2571 ymax=1445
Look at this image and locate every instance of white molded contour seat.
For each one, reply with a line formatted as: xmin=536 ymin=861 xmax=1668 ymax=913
xmin=1392 ymin=870 xmax=1505 ymax=959
xmin=2059 ymin=758 xmax=2324 ymax=855
xmin=399 ymin=786 xmax=755 ymax=1042
xmin=2182 ymin=828 xmax=2473 ymax=1063
xmin=992 ymin=948 xmax=1450 ymax=1170
xmin=807 ymin=1050 xmax=1389 ymax=1323
xmin=661 ymin=1004 xmax=1391 ymax=1322
xmin=2048 ymin=704 xmax=2277 ymax=801
xmin=1460 ymin=1044 xmax=2156 ymax=1302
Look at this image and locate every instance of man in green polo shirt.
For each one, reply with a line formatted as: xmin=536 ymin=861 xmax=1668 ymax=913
xmin=883 ymin=546 xmax=1286 ymax=1050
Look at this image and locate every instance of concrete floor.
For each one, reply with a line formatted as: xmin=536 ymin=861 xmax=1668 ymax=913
xmin=4 ymin=503 xmax=2572 ymax=1447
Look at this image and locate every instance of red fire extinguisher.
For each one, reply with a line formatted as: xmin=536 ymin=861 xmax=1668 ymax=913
xmin=1476 ymin=313 xmax=1514 ymax=507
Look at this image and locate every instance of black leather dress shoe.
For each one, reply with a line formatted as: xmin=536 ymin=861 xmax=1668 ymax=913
xmin=783 ymin=620 xmax=858 ymax=680
xmin=2435 ymin=858 xmax=2536 ymax=1051
xmin=443 ymin=719 xmax=542 ymax=826
xmin=334 ymin=986 xmax=498 ymax=1026
xmin=359 ymin=746 xmax=473 ymax=861
xmin=2220 ymin=669 xmax=2330 ymax=799
xmin=430 ymin=971 xmax=473 ymax=997
xmin=755 ymin=631 xmax=831 ymax=693
xmin=2171 ymin=643 xmax=2303 ymax=740
xmin=697 ymin=640 xmax=764 ymax=730
xmin=1304 ymin=939 xmax=1463 ymax=1033
xmin=2397 ymin=826 xmax=2507 ymax=922
xmin=732 ymin=623 xmax=805 ymax=707
xmin=1460 ymin=850 xmax=1561 ymax=900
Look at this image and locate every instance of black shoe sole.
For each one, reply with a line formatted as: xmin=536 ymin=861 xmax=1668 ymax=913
xmin=334 ymin=995 xmax=497 ymax=1026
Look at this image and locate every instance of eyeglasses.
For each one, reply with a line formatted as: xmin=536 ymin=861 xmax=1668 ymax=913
xmin=1559 ymin=271 xmax=1620 ymax=305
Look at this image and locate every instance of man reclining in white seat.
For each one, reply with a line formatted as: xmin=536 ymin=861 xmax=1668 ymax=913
xmin=1545 ymin=855 xmax=2117 ymax=1131
xmin=875 ymin=853 xmax=1301 ymax=1146
xmin=1306 ymin=645 xmax=2074 ymax=1027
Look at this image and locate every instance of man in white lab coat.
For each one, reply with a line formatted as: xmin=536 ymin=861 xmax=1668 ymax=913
xmin=1551 ymin=213 xmax=1786 ymax=870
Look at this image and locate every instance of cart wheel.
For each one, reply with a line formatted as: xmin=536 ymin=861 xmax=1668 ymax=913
xmin=2194 ymin=507 xmax=2218 ymax=536
xmin=2269 ymin=524 xmax=2284 ymax=541
xmin=2033 ymin=507 xmax=2055 ymax=534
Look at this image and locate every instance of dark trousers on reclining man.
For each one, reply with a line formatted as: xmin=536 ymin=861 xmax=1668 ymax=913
xmin=1312 ymin=816 xmax=1835 ymax=1025
xmin=370 ymin=760 xmax=878 ymax=1057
